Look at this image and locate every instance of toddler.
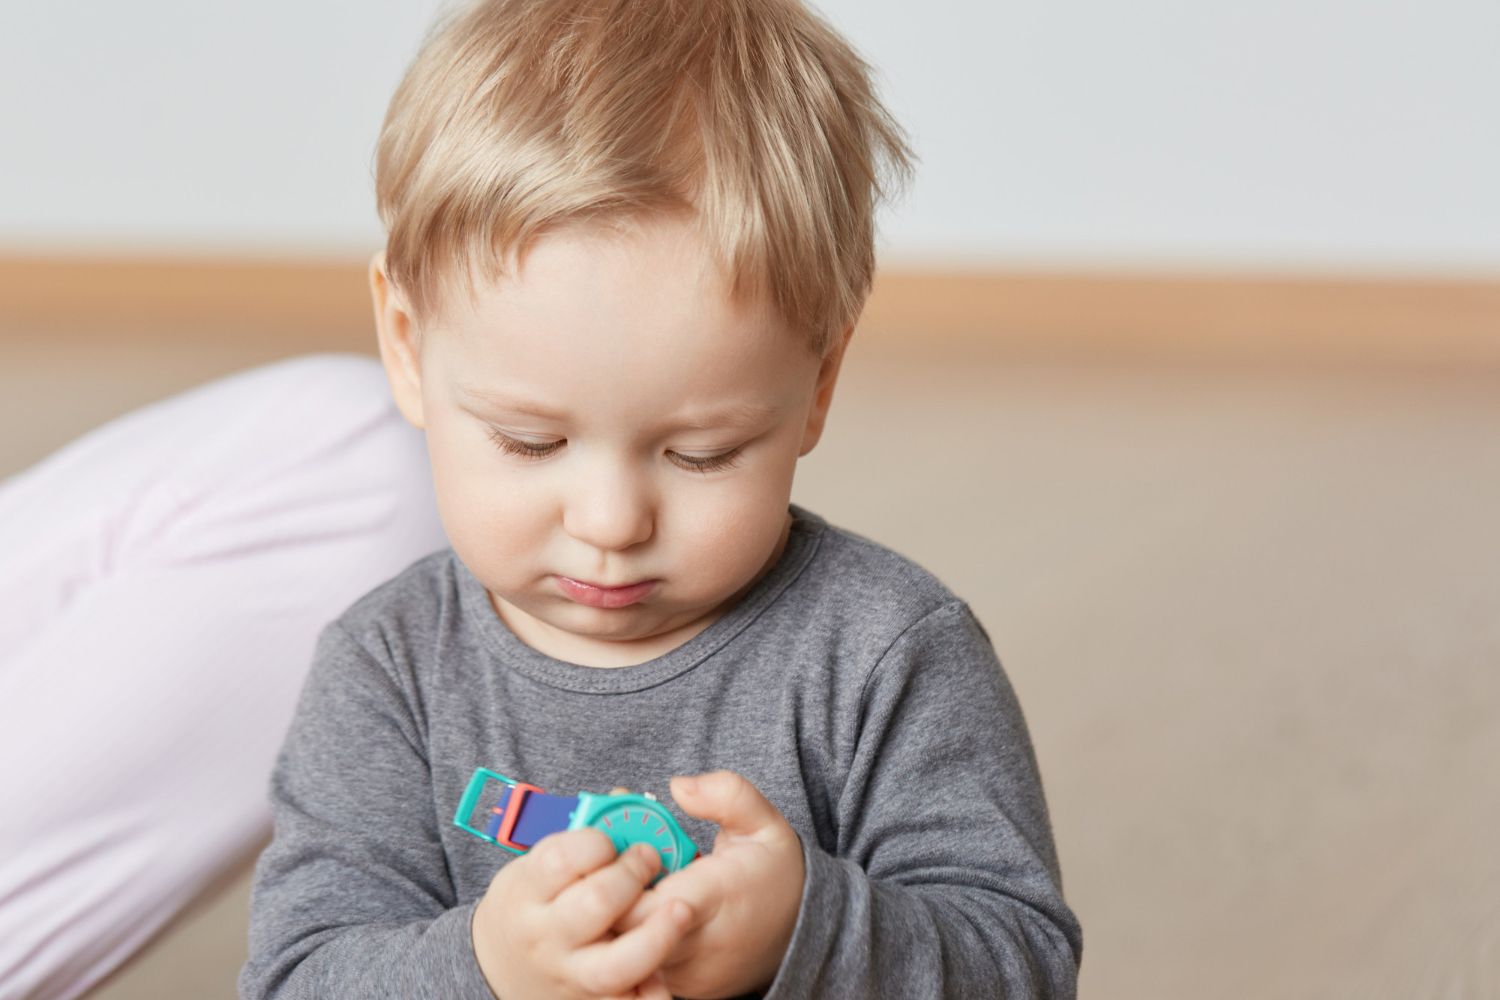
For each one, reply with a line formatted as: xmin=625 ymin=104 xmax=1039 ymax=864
xmin=240 ymin=0 xmax=1081 ymax=997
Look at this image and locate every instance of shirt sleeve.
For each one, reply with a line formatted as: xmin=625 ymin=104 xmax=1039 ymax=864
xmin=764 ymin=602 xmax=1082 ymax=1000
xmin=238 ymin=623 xmax=496 ymax=1000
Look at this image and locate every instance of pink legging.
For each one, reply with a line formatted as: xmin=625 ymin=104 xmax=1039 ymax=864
xmin=0 ymin=355 xmax=448 ymax=1000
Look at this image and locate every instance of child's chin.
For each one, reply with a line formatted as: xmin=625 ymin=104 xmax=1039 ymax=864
xmin=551 ymin=602 xmax=704 ymax=643
xmin=550 ymin=603 xmax=657 ymax=636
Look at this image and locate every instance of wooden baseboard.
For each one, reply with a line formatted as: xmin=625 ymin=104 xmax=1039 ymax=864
xmin=860 ymin=271 xmax=1500 ymax=366
xmin=0 ymin=255 xmax=377 ymax=350
xmin=3 ymin=255 xmax=1498 ymax=366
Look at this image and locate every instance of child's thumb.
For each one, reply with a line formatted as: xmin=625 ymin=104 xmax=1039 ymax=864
xmin=670 ymin=770 xmax=782 ymax=836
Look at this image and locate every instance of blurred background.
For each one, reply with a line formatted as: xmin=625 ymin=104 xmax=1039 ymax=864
xmin=3 ymin=1 xmax=1498 ymax=998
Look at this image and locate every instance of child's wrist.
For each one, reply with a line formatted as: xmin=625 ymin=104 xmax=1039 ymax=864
xmin=469 ymin=893 xmax=507 ymax=996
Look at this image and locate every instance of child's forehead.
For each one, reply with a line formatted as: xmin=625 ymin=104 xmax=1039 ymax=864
xmin=430 ymin=216 xmax=790 ymax=349
xmin=419 ymin=219 xmax=819 ymax=423
xmin=516 ymin=215 xmax=737 ymax=294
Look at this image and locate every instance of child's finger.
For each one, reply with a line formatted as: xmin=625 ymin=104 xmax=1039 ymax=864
xmin=610 ymin=883 xmax=662 ymax=934
xmin=611 ymin=858 xmax=724 ymax=935
xmin=570 ymin=897 xmax=694 ymax=997
xmin=596 ymin=969 xmax=672 ymax=1000
xmin=631 ymin=970 xmax=675 ymax=1000
xmin=514 ymin=827 xmax=620 ymax=903
xmin=670 ymin=770 xmax=784 ymax=838
xmin=553 ymin=842 xmax=664 ymax=945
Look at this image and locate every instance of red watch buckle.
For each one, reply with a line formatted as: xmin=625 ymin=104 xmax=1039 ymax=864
xmin=491 ymin=782 xmax=544 ymax=852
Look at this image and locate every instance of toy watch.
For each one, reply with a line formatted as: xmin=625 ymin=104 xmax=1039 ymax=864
xmin=453 ymin=767 xmax=698 ymax=881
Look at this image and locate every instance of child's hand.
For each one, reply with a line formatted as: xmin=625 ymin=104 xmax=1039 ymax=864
xmin=471 ymin=828 xmax=696 ymax=1000
xmin=615 ymin=772 xmax=805 ymax=999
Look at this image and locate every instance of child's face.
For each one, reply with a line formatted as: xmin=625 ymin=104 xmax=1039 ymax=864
xmin=374 ymin=215 xmax=846 ymax=667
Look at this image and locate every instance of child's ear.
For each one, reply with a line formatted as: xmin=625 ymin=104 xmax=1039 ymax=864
xmin=369 ymin=252 xmax=426 ymax=430
xmin=798 ymin=324 xmax=853 ymax=457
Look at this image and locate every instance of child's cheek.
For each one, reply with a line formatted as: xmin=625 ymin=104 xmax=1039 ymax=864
xmin=424 ymin=411 xmax=542 ymax=593
xmin=667 ymin=458 xmax=795 ymax=599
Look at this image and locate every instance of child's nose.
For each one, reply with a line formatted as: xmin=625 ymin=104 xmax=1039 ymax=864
xmin=561 ymin=459 xmax=655 ymax=552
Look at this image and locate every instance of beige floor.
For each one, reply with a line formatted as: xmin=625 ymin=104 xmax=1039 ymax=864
xmin=4 ymin=334 xmax=1498 ymax=1000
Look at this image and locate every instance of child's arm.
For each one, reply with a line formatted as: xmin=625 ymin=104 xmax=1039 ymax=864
xmin=624 ymin=602 xmax=1082 ymax=999
xmin=238 ymin=623 xmax=690 ymax=1000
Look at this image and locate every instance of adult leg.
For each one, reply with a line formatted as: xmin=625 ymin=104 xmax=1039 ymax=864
xmin=0 ymin=355 xmax=447 ymax=1000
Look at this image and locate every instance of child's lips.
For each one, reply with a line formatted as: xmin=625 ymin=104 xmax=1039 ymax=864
xmin=553 ymin=576 xmax=658 ymax=609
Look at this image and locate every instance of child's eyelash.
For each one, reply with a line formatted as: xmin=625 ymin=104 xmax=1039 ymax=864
xmin=489 ymin=429 xmax=565 ymax=459
xmin=668 ymin=448 xmax=743 ymax=474
xmin=488 ymin=430 xmax=740 ymax=471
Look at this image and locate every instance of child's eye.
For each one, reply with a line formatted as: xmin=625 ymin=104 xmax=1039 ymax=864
xmin=667 ymin=447 xmax=743 ymax=474
xmin=489 ymin=428 xmax=565 ymax=459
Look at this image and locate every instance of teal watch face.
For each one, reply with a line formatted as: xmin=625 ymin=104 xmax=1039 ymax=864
xmin=569 ymin=793 xmax=698 ymax=877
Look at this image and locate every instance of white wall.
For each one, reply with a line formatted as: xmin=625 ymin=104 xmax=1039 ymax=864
xmin=2 ymin=0 xmax=1497 ymax=270
xmin=0 ymin=0 xmax=444 ymax=254
xmin=824 ymin=0 xmax=1500 ymax=271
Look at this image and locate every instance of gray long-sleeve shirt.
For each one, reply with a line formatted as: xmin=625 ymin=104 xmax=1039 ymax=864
xmin=240 ymin=508 xmax=1081 ymax=999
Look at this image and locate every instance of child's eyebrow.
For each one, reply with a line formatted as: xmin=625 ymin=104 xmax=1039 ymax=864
xmin=456 ymin=384 xmax=779 ymax=431
xmin=455 ymin=384 xmax=567 ymax=421
xmin=671 ymin=402 xmax=779 ymax=430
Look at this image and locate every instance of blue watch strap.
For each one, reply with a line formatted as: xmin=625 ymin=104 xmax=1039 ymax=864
xmin=483 ymin=783 xmax=580 ymax=849
xmin=454 ymin=768 xmax=580 ymax=852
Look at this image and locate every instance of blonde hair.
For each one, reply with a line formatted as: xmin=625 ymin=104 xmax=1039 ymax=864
xmin=375 ymin=0 xmax=911 ymax=354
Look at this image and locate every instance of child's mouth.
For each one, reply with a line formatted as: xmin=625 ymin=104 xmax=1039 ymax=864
xmin=553 ymin=576 xmax=658 ymax=609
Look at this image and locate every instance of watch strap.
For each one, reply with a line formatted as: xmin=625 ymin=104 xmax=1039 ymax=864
xmin=454 ymin=768 xmax=579 ymax=852
xmin=485 ymin=781 xmax=580 ymax=850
